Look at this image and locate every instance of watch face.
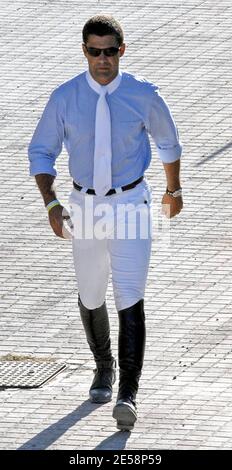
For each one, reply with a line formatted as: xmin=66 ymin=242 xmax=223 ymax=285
xmin=167 ymin=189 xmax=182 ymax=197
xmin=173 ymin=190 xmax=182 ymax=197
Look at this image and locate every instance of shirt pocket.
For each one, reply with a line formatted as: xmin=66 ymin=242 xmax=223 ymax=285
xmin=113 ymin=119 xmax=144 ymax=155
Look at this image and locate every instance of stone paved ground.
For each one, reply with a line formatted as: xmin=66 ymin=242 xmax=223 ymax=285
xmin=0 ymin=0 xmax=232 ymax=450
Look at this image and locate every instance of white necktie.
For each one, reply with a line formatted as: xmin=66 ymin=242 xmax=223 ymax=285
xmin=93 ymin=87 xmax=112 ymax=196
xmin=86 ymin=70 xmax=122 ymax=196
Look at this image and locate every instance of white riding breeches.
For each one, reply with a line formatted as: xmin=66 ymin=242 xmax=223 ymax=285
xmin=69 ymin=179 xmax=152 ymax=311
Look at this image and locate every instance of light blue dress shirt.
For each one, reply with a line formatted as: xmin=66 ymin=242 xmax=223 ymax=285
xmin=28 ymin=70 xmax=182 ymax=188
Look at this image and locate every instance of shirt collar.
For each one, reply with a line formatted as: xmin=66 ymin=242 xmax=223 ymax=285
xmin=86 ymin=69 xmax=122 ymax=95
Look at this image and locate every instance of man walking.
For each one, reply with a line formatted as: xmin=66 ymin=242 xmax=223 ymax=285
xmin=28 ymin=15 xmax=183 ymax=431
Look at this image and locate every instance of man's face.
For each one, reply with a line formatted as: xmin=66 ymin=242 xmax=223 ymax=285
xmin=82 ymin=34 xmax=125 ymax=85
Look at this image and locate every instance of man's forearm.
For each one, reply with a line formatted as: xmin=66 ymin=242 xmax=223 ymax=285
xmin=35 ymin=173 xmax=57 ymax=206
xmin=162 ymin=159 xmax=181 ymax=191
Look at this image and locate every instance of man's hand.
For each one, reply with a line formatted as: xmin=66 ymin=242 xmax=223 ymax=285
xmin=48 ymin=204 xmax=73 ymax=239
xmin=161 ymin=192 xmax=183 ymax=218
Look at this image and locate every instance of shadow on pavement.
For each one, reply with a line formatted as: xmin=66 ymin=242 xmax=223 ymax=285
xmin=95 ymin=431 xmax=130 ymax=450
xmin=17 ymin=400 xmax=104 ymax=450
xmin=196 ymin=141 xmax=232 ymax=166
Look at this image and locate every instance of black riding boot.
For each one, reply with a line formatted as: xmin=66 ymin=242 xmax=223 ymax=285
xmin=78 ymin=295 xmax=116 ymax=403
xmin=112 ymin=299 xmax=145 ymax=431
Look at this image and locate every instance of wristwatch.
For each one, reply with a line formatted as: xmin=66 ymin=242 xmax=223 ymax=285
xmin=166 ymin=187 xmax=182 ymax=198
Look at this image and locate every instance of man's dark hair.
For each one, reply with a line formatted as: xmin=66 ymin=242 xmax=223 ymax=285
xmin=82 ymin=15 xmax=124 ymax=46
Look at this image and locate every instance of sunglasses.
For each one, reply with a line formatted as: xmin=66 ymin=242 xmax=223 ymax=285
xmin=84 ymin=45 xmax=120 ymax=57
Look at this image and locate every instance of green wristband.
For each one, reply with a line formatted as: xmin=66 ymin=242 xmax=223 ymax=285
xmin=46 ymin=199 xmax=60 ymax=213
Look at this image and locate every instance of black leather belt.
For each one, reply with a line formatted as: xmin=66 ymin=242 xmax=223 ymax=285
xmin=73 ymin=176 xmax=144 ymax=196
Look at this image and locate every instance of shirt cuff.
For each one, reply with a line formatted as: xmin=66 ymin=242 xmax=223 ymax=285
xmin=29 ymin=159 xmax=57 ymax=177
xmin=156 ymin=143 xmax=182 ymax=163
